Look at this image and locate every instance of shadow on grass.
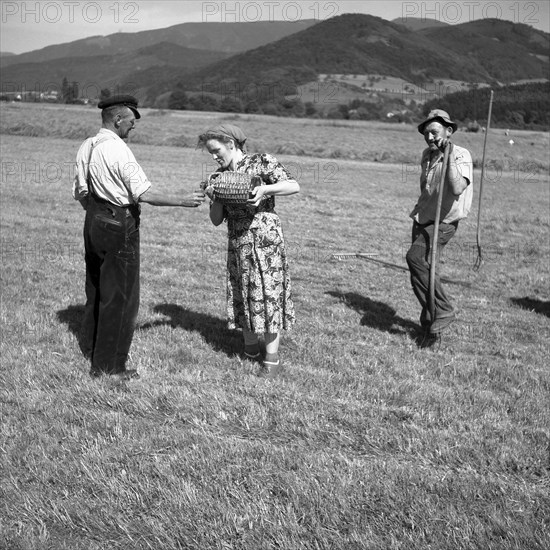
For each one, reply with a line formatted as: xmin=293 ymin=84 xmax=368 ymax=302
xmin=326 ymin=291 xmax=420 ymax=336
xmin=510 ymin=297 xmax=550 ymax=318
xmin=139 ymin=304 xmax=243 ymax=358
xmin=56 ymin=303 xmax=243 ymax=359
xmin=333 ymin=255 xmax=471 ymax=287
xmin=56 ymin=304 xmax=88 ymax=357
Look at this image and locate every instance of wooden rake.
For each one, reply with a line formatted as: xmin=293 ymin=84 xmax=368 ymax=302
xmin=473 ymin=89 xmax=494 ymax=271
xmin=428 ymin=143 xmax=451 ymax=324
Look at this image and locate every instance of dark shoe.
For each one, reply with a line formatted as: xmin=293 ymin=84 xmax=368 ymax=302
xmin=419 ymin=308 xmax=431 ymax=328
xmin=420 ymin=332 xmax=441 ymax=350
xmin=114 ymin=369 xmax=140 ymax=380
xmin=430 ymin=313 xmax=456 ymax=335
xmin=244 ymin=351 xmax=262 ymax=362
xmin=258 ymin=359 xmax=283 ymax=380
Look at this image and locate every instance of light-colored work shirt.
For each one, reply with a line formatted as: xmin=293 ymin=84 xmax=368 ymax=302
xmin=410 ymin=143 xmax=473 ymax=225
xmin=73 ymin=128 xmax=151 ymax=206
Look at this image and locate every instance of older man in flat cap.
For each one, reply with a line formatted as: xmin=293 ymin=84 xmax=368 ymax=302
xmin=73 ymin=95 xmax=204 ymax=379
xmin=406 ymin=109 xmax=473 ymax=347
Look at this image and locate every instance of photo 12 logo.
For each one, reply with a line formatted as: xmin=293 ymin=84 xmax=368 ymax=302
xmin=1 ymin=2 xmax=140 ymax=25
xmin=202 ymin=1 xmax=340 ymax=22
xmin=401 ymin=1 xmax=540 ymax=26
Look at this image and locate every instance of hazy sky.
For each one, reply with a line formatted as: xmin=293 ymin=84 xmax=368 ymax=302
xmin=1 ymin=0 xmax=549 ymax=54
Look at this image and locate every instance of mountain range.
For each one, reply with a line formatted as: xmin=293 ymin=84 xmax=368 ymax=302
xmin=1 ymin=14 xmax=548 ymax=108
xmin=0 ymin=20 xmax=317 ymax=67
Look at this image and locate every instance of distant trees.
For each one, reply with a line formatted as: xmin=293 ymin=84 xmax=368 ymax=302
xmin=99 ymin=88 xmax=111 ymax=102
xmin=61 ymin=77 xmax=79 ymax=103
xmin=163 ymin=78 xmax=547 ymax=130
xmin=423 ymin=82 xmax=549 ymax=129
xmin=219 ymin=96 xmax=243 ymax=113
xmin=168 ymin=84 xmax=188 ymax=110
xmin=244 ymin=101 xmax=261 ymax=114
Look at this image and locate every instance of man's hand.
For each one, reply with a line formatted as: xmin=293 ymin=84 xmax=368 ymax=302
xmin=204 ymin=185 xmax=215 ymax=201
xmin=200 ymin=181 xmax=215 ymax=200
xmin=435 ymin=137 xmax=452 ymax=152
xmin=183 ymin=191 xmax=206 ymax=207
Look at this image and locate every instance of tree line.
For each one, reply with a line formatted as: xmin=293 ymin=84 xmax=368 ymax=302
xmin=422 ymin=82 xmax=549 ymax=130
xmin=7 ymin=76 xmax=545 ymax=131
xmin=166 ymin=80 xmax=548 ymax=130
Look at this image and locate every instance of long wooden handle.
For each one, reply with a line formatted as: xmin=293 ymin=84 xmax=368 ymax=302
xmin=428 ymin=143 xmax=451 ymax=322
xmin=474 ymin=90 xmax=494 ymax=268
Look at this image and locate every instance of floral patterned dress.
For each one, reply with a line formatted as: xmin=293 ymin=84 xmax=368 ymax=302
xmin=221 ymin=153 xmax=295 ymax=334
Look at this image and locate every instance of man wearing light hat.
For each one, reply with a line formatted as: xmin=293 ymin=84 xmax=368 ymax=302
xmin=406 ymin=109 xmax=473 ymax=345
xmin=73 ymin=95 xmax=205 ymax=379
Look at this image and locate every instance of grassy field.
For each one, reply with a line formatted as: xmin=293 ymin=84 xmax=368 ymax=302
xmin=1 ymin=103 xmax=549 ymax=549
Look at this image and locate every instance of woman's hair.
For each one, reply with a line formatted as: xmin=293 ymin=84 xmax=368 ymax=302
xmin=197 ymin=131 xmax=246 ymax=152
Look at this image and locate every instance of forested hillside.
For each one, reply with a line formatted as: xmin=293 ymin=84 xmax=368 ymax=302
xmin=422 ymin=82 xmax=549 ymax=129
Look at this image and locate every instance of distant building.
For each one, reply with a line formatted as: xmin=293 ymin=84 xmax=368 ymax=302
xmin=41 ymin=90 xmax=59 ymax=102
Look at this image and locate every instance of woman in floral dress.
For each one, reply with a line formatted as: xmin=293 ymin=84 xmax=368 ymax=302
xmin=198 ymin=124 xmax=299 ymax=378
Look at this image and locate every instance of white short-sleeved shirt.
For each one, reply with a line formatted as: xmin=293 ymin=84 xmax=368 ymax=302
xmin=73 ymin=128 xmax=151 ymax=206
xmin=410 ymin=143 xmax=473 ymax=225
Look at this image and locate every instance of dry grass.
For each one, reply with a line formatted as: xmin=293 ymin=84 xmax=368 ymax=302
xmin=1 ymin=101 xmax=549 ymax=171
xmin=1 ymin=103 xmax=549 ymax=550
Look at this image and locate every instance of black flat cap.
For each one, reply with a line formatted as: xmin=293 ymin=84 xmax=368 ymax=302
xmin=97 ymin=94 xmax=141 ymax=119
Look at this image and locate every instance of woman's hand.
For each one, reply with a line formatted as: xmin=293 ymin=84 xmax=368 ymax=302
xmin=247 ymin=185 xmax=268 ymax=207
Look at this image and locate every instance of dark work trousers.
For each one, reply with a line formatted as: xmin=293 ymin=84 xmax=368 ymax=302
xmin=80 ymin=194 xmax=140 ymax=374
xmin=405 ymin=221 xmax=457 ymax=327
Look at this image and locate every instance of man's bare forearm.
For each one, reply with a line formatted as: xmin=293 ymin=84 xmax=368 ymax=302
xmin=139 ymin=190 xmax=205 ymax=207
